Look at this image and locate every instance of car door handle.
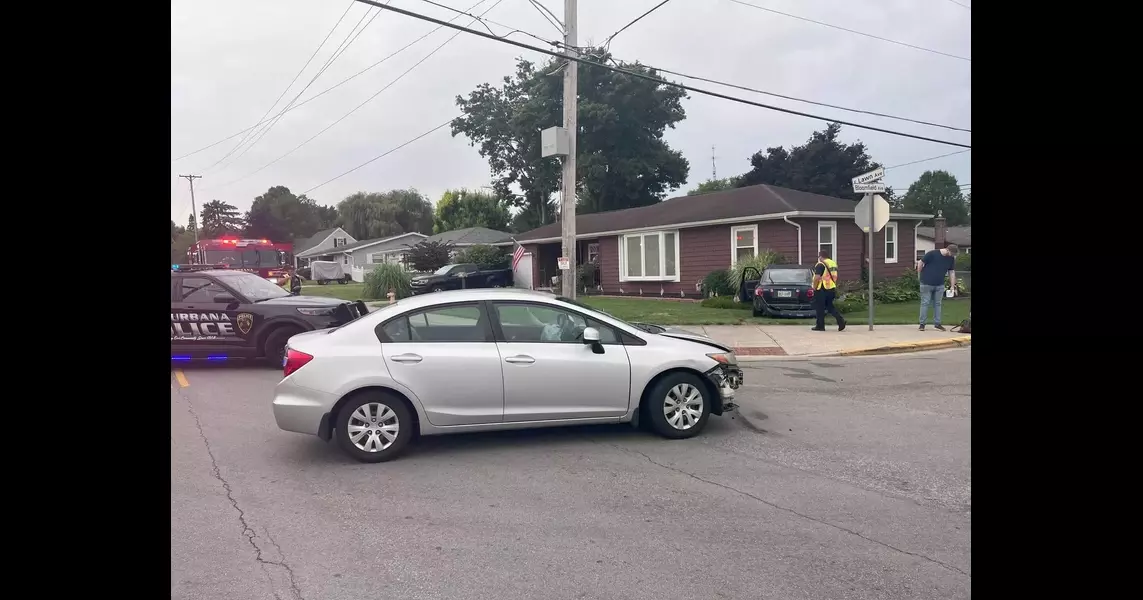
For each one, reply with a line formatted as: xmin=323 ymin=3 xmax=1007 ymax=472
xmin=504 ymin=355 xmax=535 ymax=364
xmin=389 ymin=353 xmax=423 ymax=363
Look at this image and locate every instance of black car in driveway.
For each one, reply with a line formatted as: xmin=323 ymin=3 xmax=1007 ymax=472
xmin=171 ymin=266 xmax=368 ymax=363
xmin=410 ymin=262 xmax=513 ymax=294
xmin=748 ymin=264 xmax=817 ymax=318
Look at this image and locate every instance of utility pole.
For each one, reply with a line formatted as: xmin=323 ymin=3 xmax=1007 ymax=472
xmin=711 ymin=145 xmax=717 ymax=179
xmin=559 ymin=0 xmax=578 ymax=299
xmin=178 ymin=174 xmax=202 ymax=244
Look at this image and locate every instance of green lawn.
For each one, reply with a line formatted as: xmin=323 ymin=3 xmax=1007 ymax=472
xmin=581 ymin=296 xmax=970 ymax=326
xmin=300 ymin=283 xmax=372 ymax=301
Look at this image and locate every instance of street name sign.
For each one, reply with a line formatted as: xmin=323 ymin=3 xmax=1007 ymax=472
xmin=852 ymin=182 xmax=887 ymax=194
xmin=851 ymin=167 xmax=885 ymax=185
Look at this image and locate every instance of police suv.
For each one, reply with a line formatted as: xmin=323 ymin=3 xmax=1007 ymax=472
xmin=172 ymin=265 xmax=369 ymax=363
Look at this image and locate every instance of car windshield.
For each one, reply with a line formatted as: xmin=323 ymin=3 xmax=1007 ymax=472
xmin=765 ymin=269 xmax=813 ymax=284
xmin=433 ymin=264 xmax=457 ymax=275
xmin=215 ymin=272 xmax=290 ymax=302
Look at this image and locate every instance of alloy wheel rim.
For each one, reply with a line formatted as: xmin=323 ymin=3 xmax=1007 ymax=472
xmin=663 ymin=383 xmax=703 ymax=430
xmin=347 ymin=403 xmax=400 ymax=452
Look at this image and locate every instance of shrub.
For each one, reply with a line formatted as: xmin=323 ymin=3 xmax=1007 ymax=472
xmin=454 ymin=244 xmax=508 ymax=269
xmin=726 ymin=250 xmax=786 ymax=294
xmin=701 ymin=269 xmax=735 ymax=298
xmin=701 ymin=296 xmax=751 ymax=310
xmin=404 ymin=240 xmax=454 ymax=272
xmin=955 ymin=252 xmax=971 ymax=272
xmin=363 ymin=263 xmax=412 ymax=300
xmin=577 ymin=262 xmax=598 ymax=290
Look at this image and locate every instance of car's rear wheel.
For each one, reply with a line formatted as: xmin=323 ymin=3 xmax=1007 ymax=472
xmin=645 ymin=372 xmax=711 ymax=439
xmin=335 ymin=392 xmax=414 ymax=463
xmin=262 ymin=326 xmax=302 ymax=366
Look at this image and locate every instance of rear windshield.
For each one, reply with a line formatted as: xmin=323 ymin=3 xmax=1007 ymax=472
xmin=764 ymin=269 xmax=812 ymax=284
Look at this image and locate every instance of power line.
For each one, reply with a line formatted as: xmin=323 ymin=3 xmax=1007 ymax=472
xmin=197 ymin=2 xmax=356 ymax=173
xmin=352 ymin=0 xmax=970 ymax=148
xmin=637 ymin=63 xmax=969 ymax=133
xmin=302 ymin=120 xmax=454 ymax=194
xmin=525 ymin=0 xmax=563 ymax=34
xmin=206 ymin=0 xmax=508 ymax=191
xmin=945 ymin=0 xmax=970 ymax=9
xmin=885 ymin=149 xmax=970 ymax=170
xmin=170 ymin=0 xmax=493 ymax=164
xmin=603 ymin=0 xmax=675 ymax=49
xmin=216 ymin=2 xmax=386 ymax=172
xmin=415 ymin=0 xmax=560 ymax=47
xmin=725 ymin=0 xmax=970 ymax=62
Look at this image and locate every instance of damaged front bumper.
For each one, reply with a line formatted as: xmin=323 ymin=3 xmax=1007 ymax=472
xmin=704 ymin=363 xmax=744 ymax=414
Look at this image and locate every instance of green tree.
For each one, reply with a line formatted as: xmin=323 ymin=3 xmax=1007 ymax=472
xmin=434 ymin=189 xmax=510 ymax=233
xmin=902 ymin=170 xmax=970 ymax=226
xmin=199 ymin=200 xmax=245 ymax=238
xmin=336 ymin=189 xmax=434 ymax=240
xmin=404 ymin=240 xmax=454 ymax=272
xmin=454 ymin=244 xmax=508 ymax=269
xmin=244 ymin=186 xmax=330 ymax=242
xmin=687 ymin=177 xmax=738 ymax=196
xmin=452 ymin=48 xmax=690 ymax=221
xmin=735 ymin=123 xmax=884 ymax=200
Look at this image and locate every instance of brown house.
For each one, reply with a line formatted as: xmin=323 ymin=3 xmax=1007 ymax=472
xmin=513 ymin=183 xmax=932 ymax=296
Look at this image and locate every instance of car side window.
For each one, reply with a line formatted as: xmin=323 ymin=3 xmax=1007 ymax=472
xmin=380 ymin=304 xmax=488 ymax=343
xmin=179 ymin=277 xmax=228 ymax=303
xmin=493 ymin=303 xmax=619 ymax=344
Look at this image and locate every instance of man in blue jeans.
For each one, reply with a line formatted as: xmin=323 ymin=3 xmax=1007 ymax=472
xmin=916 ymin=243 xmax=959 ymax=331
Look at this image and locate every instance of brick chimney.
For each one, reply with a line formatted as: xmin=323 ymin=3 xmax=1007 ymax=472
xmin=934 ymin=210 xmax=947 ymax=248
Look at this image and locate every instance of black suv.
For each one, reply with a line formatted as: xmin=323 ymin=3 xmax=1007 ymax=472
xmin=171 ymin=267 xmax=368 ymax=363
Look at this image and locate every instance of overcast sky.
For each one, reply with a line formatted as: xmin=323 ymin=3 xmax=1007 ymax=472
xmin=170 ymin=0 xmax=971 ymax=225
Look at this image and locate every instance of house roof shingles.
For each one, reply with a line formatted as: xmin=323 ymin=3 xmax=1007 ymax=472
xmin=425 ymin=227 xmax=513 ymax=246
xmin=293 ymin=228 xmax=339 ymax=254
xmin=515 ymin=183 xmax=930 ymax=242
xmin=917 ymin=226 xmax=971 ymax=247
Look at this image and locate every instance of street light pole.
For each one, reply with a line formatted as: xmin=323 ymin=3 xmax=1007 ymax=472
xmin=559 ymin=0 xmax=578 ymax=299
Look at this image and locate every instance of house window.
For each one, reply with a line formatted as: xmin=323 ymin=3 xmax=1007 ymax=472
xmin=333 ymin=237 xmax=347 ymax=247
xmin=916 ymin=249 xmax=926 ymax=261
xmin=619 ymin=231 xmax=679 ymax=282
xmin=342 ymin=254 xmax=350 ymax=265
xmin=884 ymin=222 xmax=898 ymax=264
xmin=587 ymin=243 xmax=599 ymax=264
xmin=817 ymin=221 xmax=837 ymax=261
xmin=731 ymin=225 xmax=758 ymax=264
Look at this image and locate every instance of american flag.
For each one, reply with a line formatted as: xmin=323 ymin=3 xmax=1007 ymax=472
xmin=511 ymin=238 xmax=526 ymax=271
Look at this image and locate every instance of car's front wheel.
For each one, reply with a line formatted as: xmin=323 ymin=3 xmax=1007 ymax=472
xmin=645 ymin=372 xmax=712 ymax=439
xmin=335 ymin=392 xmax=414 ymax=463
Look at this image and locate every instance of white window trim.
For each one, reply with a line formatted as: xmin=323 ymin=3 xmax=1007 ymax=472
xmin=817 ymin=221 xmax=837 ymax=260
xmin=730 ymin=224 xmax=759 ymax=265
xmin=884 ymin=221 xmax=899 ymax=264
xmin=618 ymin=230 xmax=681 ymax=282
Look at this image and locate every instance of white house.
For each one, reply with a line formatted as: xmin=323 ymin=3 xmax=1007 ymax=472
xmin=293 ymin=227 xmax=357 ymax=268
xmin=915 ymin=225 xmax=971 ymax=261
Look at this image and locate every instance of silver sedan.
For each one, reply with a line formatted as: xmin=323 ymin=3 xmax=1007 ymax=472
xmin=272 ymin=288 xmax=743 ymax=462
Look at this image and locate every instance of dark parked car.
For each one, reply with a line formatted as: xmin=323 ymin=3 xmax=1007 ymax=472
xmin=410 ymin=262 xmax=513 ymax=294
xmin=171 ymin=266 xmax=368 ymax=364
xmin=743 ymin=264 xmax=817 ymax=318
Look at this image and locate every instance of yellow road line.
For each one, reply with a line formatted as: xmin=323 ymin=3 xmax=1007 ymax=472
xmin=174 ymin=370 xmax=190 ymax=388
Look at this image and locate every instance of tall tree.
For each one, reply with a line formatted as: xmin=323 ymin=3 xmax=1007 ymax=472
xmin=244 ymin=186 xmax=327 ymax=242
xmin=452 ymin=48 xmax=690 ymax=223
xmin=434 ymin=189 xmax=511 ymax=233
xmin=199 ymin=200 xmax=246 ymax=238
xmin=902 ymin=170 xmax=970 ymax=226
xmin=735 ymin=123 xmax=883 ymax=200
xmin=687 ymin=177 xmax=738 ymax=196
xmin=315 ymin=204 xmax=339 ymax=229
xmin=335 ymin=189 xmax=434 ymax=240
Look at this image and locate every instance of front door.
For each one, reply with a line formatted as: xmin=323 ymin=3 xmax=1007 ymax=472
xmin=378 ymin=302 xmax=504 ymax=426
xmin=489 ymin=301 xmax=630 ymax=422
xmin=171 ymin=275 xmax=247 ymax=352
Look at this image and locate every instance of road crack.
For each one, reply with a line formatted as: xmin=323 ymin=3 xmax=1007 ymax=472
xmin=178 ymin=392 xmax=305 ymax=600
xmin=601 ymin=441 xmax=970 ymax=578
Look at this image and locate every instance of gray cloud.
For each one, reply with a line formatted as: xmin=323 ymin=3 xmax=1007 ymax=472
xmin=171 ymin=0 xmax=970 ymax=223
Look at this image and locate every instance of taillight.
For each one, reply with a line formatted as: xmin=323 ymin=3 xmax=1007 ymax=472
xmin=754 ymin=287 xmax=763 ymax=297
xmin=283 ymin=348 xmax=313 ymax=377
xmin=806 ymin=288 xmax=814 ymax=298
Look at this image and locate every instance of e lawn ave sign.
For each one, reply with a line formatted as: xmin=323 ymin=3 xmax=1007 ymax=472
xmin=851 ymin=167 xmax=885 ymax=186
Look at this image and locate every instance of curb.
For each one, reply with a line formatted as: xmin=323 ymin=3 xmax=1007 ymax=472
xmin=831 ymin=335 xmax=972 ymax=357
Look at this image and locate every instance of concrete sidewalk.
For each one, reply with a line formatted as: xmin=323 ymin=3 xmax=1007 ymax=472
xmin=677 ymin=324 xmax=970 ymax=359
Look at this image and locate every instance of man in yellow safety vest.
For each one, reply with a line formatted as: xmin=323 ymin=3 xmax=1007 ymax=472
xmin=811 ymin=250 xmax=846 ymax=332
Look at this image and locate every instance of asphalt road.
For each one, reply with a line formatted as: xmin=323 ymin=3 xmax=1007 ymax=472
xmin=171 ymin=348 xmax=970 ymax=600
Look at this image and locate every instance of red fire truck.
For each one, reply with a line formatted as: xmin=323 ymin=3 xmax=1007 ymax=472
xmin=186 ymin=237 xmax=294 ymax=284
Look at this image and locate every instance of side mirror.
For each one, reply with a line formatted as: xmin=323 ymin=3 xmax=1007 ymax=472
xmin=582 ymin=327 xmax=605 ymax=354
xmin=213 ymin=294 xmax=237 ymax=304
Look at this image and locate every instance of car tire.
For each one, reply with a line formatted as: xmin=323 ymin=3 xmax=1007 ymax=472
xmin=262 ymin=326 xmax=302 ymax=366
xmin=752 ymin=306 xmax=762 ymax=317
xmin=644 ymin=372 xmax=712 ymax=440
xmin=431 ymin=285 xmax=444 ymax=293
xmin=335 ymin=392 xmax=414 ymax=463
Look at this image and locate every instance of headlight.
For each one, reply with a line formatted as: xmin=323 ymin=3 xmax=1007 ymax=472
xmin=297 ymin=307 xmax=335 ymax=317
xmin=707 ymin=352 xmax=737 ymax=365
